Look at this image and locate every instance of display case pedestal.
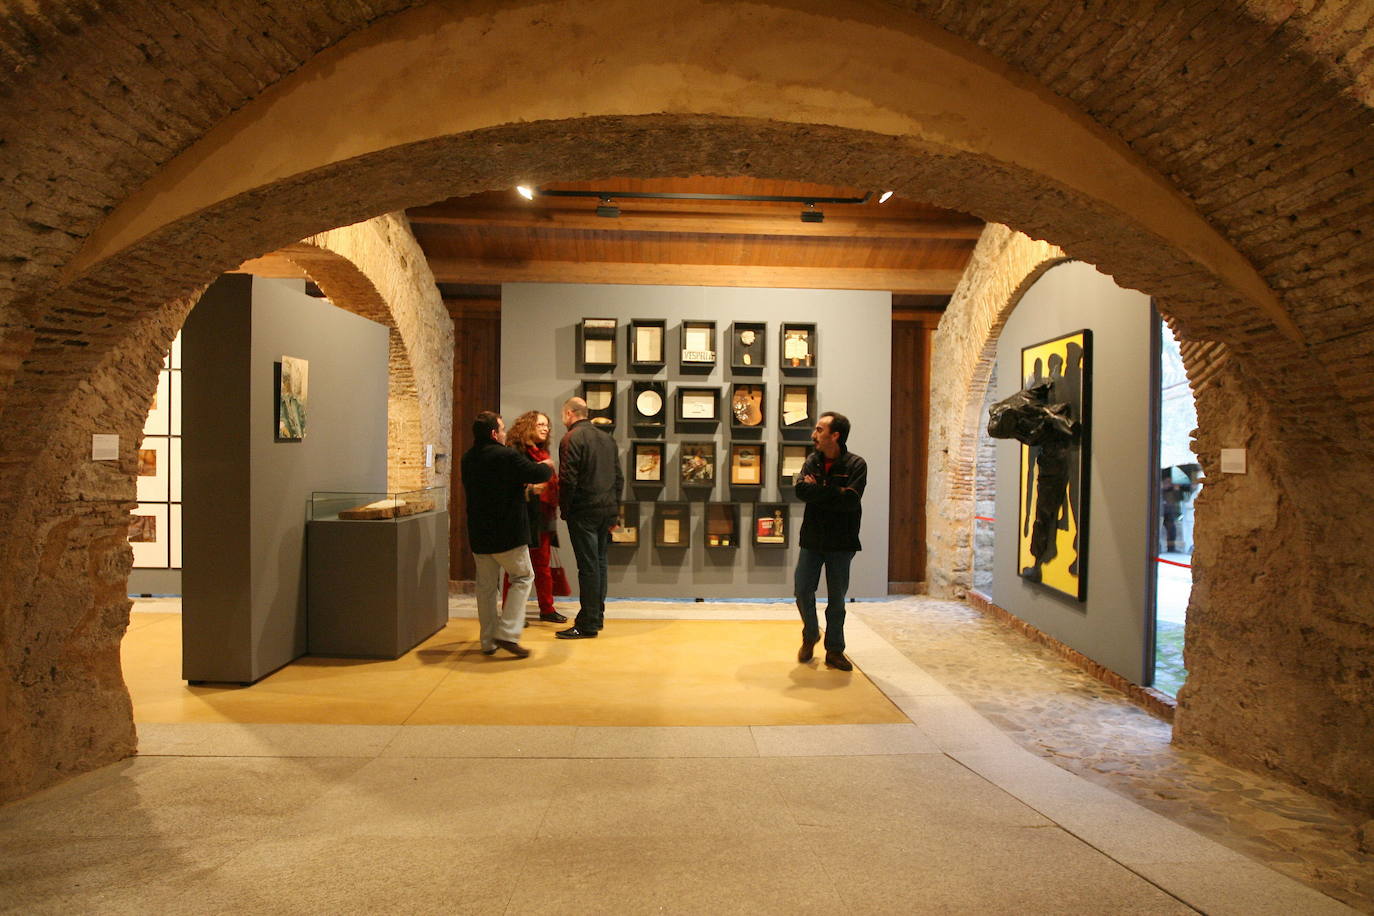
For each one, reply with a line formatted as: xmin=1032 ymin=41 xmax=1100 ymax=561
xmin=306 ymin=510 xmax=449 ymax=658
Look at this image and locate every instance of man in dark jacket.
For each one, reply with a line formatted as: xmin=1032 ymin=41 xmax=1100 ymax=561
xmin=794 ymin=411 xmax=867 ymax=671
xmin=461 ymin=410 xmax=553 ymax=657
xmin=555 ymin=396 xmax=623 ymax=639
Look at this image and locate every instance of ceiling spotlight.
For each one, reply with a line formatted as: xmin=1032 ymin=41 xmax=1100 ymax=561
xmin=516 ymin=185 xmax=535 ymax=200
xmin=800 ymin=202 xmax=825 ymax=223
xmin=878 ymin=190 xmax=894 ymax=204
xmin=595 ymin=196 xmax=620 ymax=218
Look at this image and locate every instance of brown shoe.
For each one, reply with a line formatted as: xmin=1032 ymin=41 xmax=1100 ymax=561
xmin=798 ymin=636 xmax=819 ymax=663
xmin=494 ymin=639 xmax=531 ymax=658
xmin=824 ymin=651 xmax=853 ymax=672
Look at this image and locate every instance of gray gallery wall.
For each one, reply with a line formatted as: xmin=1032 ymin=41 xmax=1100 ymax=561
xmin=991 ymin=261 xmax=1154 ymax=684
xmin=499 ymin=283 xmax=892 ymax=599
xmin=182 ymin=275 xmax=389 ymax=683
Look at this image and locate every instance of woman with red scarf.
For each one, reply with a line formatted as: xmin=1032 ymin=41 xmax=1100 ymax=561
xmin=503 ymin=410 xmax=567 ymax=622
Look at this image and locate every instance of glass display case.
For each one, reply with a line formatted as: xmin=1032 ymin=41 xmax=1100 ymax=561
xmin=309 ymin=487 xmax=448 ymax=521
xmin=730 ymin=320 xmax=767 ymax=370
xmin=704 ymin=502 xmax=740 ymax=548
xmin=579 ymin=317 xmax=618 ymax=369
xmin=630 ymin=319 xmax=666 ymax=369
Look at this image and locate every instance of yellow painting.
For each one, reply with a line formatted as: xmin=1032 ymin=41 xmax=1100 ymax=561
xmin=1016 ymin=330 xmax=1091 ymax=601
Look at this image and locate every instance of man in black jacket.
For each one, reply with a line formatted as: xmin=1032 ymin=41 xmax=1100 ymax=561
xmin=794 ymin=411 xmax=867 ymax=671
xmin=461 ymin=410 xmax=554 ymax=658
xmin=555 ymin=397 xmax=623 ymax=639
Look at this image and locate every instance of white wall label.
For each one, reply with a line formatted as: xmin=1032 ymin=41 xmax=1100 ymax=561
xmin=91 ymin=434 xmax=119 ymax=461
xmin=1220 ymin=448 xmax=1247 ymax=474
xmin=425 ymin=444 xmax=434 ymax=468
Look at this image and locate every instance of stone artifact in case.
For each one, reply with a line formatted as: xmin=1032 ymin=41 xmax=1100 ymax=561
xmin=630 ymin=319 xmax=666 ymax=369
xmin=579 ymin=317 xmax=618 ymax=368
xmin=310 ymin=487 xmax=449 ymax=521
xmin=730 ymin=321 xmax=767 ymax=369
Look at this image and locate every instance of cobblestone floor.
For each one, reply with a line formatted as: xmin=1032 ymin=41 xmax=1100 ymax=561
xmin=855 ymin=596 xmax=1374 ymax=913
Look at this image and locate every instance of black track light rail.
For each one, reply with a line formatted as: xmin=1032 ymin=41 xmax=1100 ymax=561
xmin=537 ymin=189 xmax=873 ymax=205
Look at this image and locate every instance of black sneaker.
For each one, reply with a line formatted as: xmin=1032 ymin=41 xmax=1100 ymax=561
xmin=555 ymin=626 xmax=598 ymax=640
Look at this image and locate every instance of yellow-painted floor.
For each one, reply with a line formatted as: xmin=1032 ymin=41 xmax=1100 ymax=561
xmin=123 ymin=613 xmax=906 ymax=727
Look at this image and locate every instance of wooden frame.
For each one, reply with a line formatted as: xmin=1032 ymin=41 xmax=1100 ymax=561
xmin=729 ymin=442 xmax=766 ymax=487
xmin=579 ymin=317 xmax=618 ymax=369
xmin=704 ymin=502 xmax=740 ymax=548
xmin=654 ymin=502 xmax=690 ymax=547
xmin=630 ymin=441 xmax=665 ymax=486
xmin=752 ymin=503 xmax=790 ymax=548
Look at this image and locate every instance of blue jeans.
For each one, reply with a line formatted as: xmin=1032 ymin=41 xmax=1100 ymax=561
xmin=566 ymin=515 xmax=611 ymax=632
xmin=794 ymin=547 xmax=855 ymax=652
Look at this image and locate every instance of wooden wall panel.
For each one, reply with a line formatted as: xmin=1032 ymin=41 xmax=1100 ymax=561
xmin=889 ymin=317 xmax=937 ymax=586
xmin=448 ymin=305 xmax=501 ymax=581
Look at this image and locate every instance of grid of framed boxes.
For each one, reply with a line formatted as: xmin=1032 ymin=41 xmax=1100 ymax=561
xmin=130 ymin=332 xmax=183 ymax=568
xmin=578 ymin=317 xmax=817 ymax=552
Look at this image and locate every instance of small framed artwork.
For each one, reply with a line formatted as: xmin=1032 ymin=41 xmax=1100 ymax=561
xmin=582 ymin=380 xmax=617 ymax=431
xmin=679 ymin=441 xmax=717 ymax=489
xmin=630 ymin=319 xmax=666 ymax=369
xmin=143 ymin=369 xmax=170 ymax=436
xmin=631 ymin=442 xmax=664 ymax=486
xmin=580 ymin=317 xmax=618 ymax=369
xmin=129 ymin=502 xmax=169 ymax=569
xmin=136 ymin=436 xmax=169 ymax=503
xmin=779 ymin=443 xmax=809 ymax=489
xmin=654 ymin=502 xmax=690 ymax=548
xmin=730 ymin=321 xmax=766 ymax=370
xmin=611 ymin=502 xmax=640 ymax=546
xmin=779 ymin=383 xmax=817 ymax=437
xmin=680 ymin=320 xmax=717 ymax=370
xmin=276 ymin=355 xmax=308 ymax=441
xmin=729 ymin=383 xmax=766 ymax=429
xmin=780 ymin=322 xmax=817 ymax=373
xmin=753 ymin=503 xmax=789 ymax=548
xmin=729 ymin=442 xmax=765 ymax=487
xmin=631 ymin=380 xmax=666 ymax=429
xmin=677 ymin=386 xmax=720 ymax=424
xmin=704 ymin=502 xmax=740 ymax=548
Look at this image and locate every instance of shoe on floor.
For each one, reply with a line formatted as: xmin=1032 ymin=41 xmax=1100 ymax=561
xmin=539 ymin=611 xmax=569 ymax=623
xmin=824 ymin=651 xmax=853 ymax=672
xmin=481 ymin=647 xmax=497 ymax=656
xmin=494 ymin=639 xmax=531 ymax=658
xmin=798 ymin=635 xmax=819 ymax=663
xmin=555 ymin=626 xmax=597 ymax=640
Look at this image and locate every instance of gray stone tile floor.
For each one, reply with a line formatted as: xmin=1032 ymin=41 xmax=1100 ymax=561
xmin=0 ymin=595 xmax=1368 ymax=914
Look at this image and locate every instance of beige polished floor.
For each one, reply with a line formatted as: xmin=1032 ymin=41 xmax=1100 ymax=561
xmin=123 ymin=613 xmax=906 ymax=727
xmin=0 ymin=599 xmax=1355 ymax=915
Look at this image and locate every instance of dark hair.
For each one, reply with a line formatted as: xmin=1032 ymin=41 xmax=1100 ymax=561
xmin=821 ymin=411 xmax=851 ymax=447
xmin=472 ymin=410 xmax=502 ymax=442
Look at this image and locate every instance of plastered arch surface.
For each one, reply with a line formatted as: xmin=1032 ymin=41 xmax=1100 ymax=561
xmin=0 ymin=0 xmax=1371 ymax=811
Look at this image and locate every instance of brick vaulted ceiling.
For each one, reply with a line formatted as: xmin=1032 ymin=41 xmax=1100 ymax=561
xmin=238 ymin=176 xmax=984 ymax=314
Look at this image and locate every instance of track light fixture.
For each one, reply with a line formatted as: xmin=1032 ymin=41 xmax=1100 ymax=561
xmin=878 ymin=190 xmax=894 ymax=203
xmin=800 ymin=202 xmax=825 ymax=223
xmin=516 ymin=185 xmax=535 ymax=200
xmin=595 ymin=196 xmax=621 ymax=218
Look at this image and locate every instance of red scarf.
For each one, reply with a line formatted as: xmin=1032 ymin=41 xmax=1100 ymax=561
xmin=527 ymin=444 xmax=559 ymax=517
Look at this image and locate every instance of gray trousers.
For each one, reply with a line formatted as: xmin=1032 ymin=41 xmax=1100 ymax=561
xmin=473 ymin=545 xmax=533 ymax=651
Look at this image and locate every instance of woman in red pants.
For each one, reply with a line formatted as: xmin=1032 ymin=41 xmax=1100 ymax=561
xmin=504 ymin=410 xmax=567 ymax=623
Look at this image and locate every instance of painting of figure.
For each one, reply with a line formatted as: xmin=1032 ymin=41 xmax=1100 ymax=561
xmin=277 ymin=355 xmax=308 ymax=441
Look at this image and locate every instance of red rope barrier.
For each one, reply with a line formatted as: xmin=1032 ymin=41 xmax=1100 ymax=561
xmin=1156 ymin=557 xmax=1192 ymax=569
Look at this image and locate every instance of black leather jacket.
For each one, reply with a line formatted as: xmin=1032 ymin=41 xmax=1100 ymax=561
xmin=558 ymin=419 xmax=623 ymax=523
xmin=795 ymin=448 xmax=867 ymax=551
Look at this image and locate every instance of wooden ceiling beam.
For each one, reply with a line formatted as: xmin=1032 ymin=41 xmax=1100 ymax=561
xmin=407 ymin=207 xmax=984 ymax=241
xmin=427 ymin=258 xmax=963 ymax=294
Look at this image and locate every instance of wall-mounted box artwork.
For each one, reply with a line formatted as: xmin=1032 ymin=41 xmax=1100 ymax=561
xmin=780 ymin=322 xmax=817 ymax=373
xmin=730 ymin=383 xmax=766 ymax=429
xmin=631 ymin=441 xmax=664 ymax=486
xmin=729 ymin=442 xmax=765 ymax=487
xmin=631 ymin=380 xmax=666 ymax=431
xmin=630 ymin=318 xmax=666 ymax=370
xmin=753 ymin=503 xmax=790 ymax=548
xmin=704 ymin=502 xmax=740 ymax=548
xmin=679 ymin=441 xmax=717 ymax=491
xmin=611 ymin=502 xmax=640 ymax=546
xmin=676 ymin=386 xmax=720 ymax=425
xmin=730 ymin=320 xmax=766 ymax=371
xmin=779 ymin=443 xmax=809 ymax=490
xmin=680 ymin=320 xmax=717 ymax=371
xmin=779 ymin=383 xmax=817 ymax=437
xmin=654 ymin=502 xmax=690 ymax=548
xmin=580 ymin=317 xmax=618 ymax=369
xmin=581 ymin=380 xmax=617 ymax=431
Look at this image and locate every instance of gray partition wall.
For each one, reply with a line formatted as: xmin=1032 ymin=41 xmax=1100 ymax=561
xmin=182 ymin=275 xmax=389 ymax=683
xmin=500 ymin=283 xmax=892 ymax=599
xmin=990 ymin=261 xmax=1154 ymax=684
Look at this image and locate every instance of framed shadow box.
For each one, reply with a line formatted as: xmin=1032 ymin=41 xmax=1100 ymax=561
xmin=779 ymin=383 xmax=816 ymax=438
xmin=729 ymin=383 xmax=766 ymax=431
xmin=704 ymin=502 xmax=740 ymax=548
xmin=679 ymin=441 xmax=717 ymax=492
xmin=654 ymin=502 xmax=690 ymax=548
xmin=676 ymin=386 xmax=720 ymax=427
xmin=630 ymin=319 xmax=666 ymax=370
xmin=610 ymin=502 xmax=640 ymax=547
xmin=680 ymin=320 xmax=717 ymax=372
xmin=631 ymin=380 xmax=666 ymax=432
xmin=779 ymin=443 xmax=809 ymax=490
xmin=579 ymin=317 xmax=618 ymax=369
xmin=730 ymin=321 xmax=766 ymax=371
xmin=630 ymin=441 xmax=665 ymax=487
xmin=729 ymin=442 xmax=765 ymax=487
xmin=582 ymin=380 xmax=617 ymax=431
xmin=780 ymin=322 xmax=817 ymax=374
xmin=752 ymin=503 xmax=789 ymax=548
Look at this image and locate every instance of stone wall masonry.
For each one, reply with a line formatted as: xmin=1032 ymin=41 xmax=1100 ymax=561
xmin=926 ymin=224 xmax=1066 ymax=599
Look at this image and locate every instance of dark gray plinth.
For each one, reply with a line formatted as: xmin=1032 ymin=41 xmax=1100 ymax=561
xmin=307 ymin=510 xmax=450 ymax=658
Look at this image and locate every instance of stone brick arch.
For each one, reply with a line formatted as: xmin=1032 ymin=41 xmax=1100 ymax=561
xmin=2 ymin=0 xmax=1373 ymax=810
